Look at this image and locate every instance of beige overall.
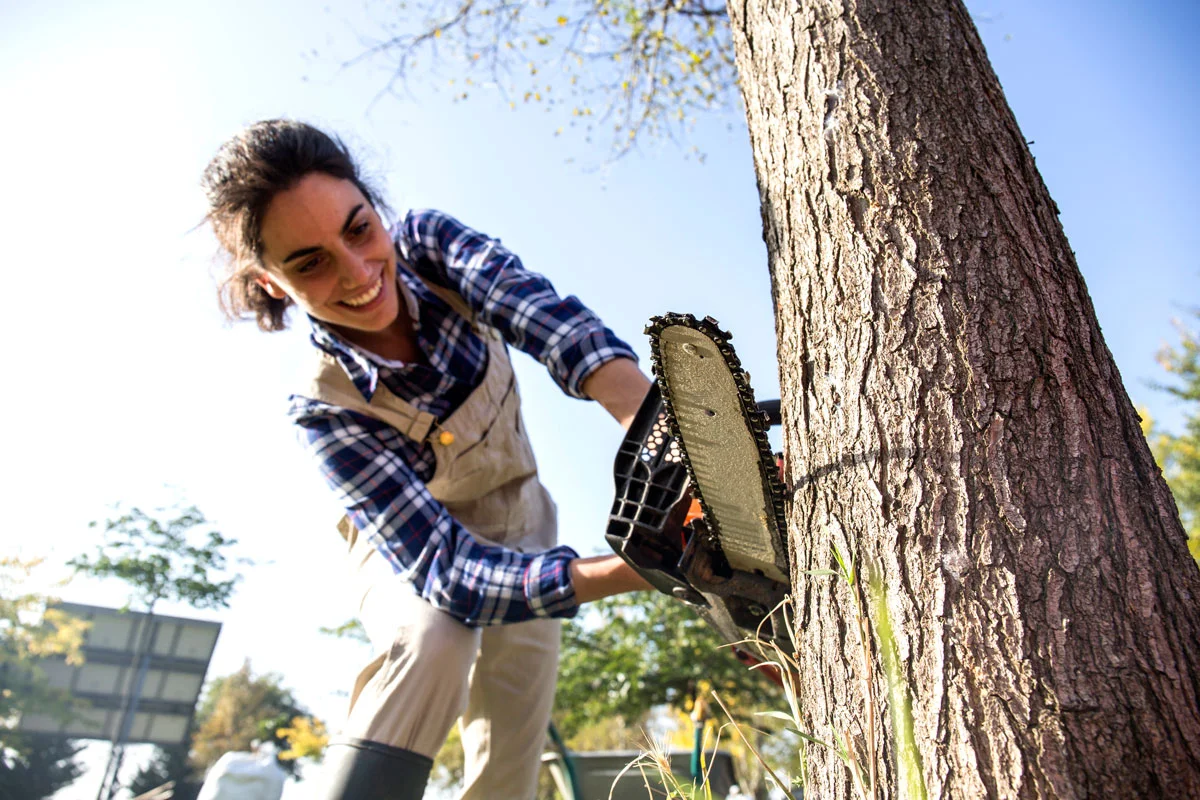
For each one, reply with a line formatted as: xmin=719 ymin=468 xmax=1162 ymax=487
xmin=305 ymin=277 xmax=562 ymax=799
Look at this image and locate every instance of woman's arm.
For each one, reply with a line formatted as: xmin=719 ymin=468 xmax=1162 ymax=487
xmin=580 ymin=356 xmax=653 ymax=431
xmin=395 ymin=210 xmax=640 ymax=400
xmin=570 ymin=554 xmax=651 ymax=602
xmin=292 ymin=402 xmax=582 ymax=626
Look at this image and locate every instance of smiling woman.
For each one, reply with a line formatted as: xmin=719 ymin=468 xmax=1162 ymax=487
xmin=200 ymin=119 xmax=651 ymax=799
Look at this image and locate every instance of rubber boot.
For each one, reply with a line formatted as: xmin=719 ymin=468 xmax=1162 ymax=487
xmin=316 ymin=738 xmax=433 ymax=800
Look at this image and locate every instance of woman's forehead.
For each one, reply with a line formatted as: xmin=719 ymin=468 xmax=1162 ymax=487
xmin=260 ymin=174 xmax=369 ymax=255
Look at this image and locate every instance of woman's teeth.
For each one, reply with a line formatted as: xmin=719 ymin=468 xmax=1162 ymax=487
xmin=342 ymin=278 xmax=382 ymax=307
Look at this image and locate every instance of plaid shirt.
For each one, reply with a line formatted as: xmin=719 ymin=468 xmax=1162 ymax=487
xmin=289 ymin=209 xmax=637 ymax=627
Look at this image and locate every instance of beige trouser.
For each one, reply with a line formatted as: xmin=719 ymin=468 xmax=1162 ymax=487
xmin=339 ymin=510 xmax=560 ymax=800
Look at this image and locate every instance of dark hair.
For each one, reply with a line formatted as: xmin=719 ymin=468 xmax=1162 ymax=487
xmin=201 ymin=120 xmax=387 ymax=331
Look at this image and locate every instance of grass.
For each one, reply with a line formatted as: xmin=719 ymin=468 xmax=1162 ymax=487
xmin=621 ymin=545 xmax=928 ymax=800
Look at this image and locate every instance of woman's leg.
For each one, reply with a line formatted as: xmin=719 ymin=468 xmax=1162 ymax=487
xmin=316 ymin=567 xmax=481 ymax=798
xmin=458 ymin=617 xmax=561 ymax=800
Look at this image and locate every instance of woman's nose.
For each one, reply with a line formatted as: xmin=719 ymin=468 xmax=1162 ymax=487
xmin=341 ymin=251 xmax=373 ymax=285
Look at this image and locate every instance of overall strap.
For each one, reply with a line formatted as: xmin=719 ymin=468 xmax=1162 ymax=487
xmin=306 ymin=353 xmax=437 ymax=442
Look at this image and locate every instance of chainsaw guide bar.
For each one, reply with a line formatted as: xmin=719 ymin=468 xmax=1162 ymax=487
xmin=606 ymin=313 xmax=791 ymax=652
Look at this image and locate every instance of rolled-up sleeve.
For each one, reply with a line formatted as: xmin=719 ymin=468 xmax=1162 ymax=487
xmin=290 ymin=397 xmax=580 ymax=626
xmin=395 ymin=209 xmax=638 ymax=398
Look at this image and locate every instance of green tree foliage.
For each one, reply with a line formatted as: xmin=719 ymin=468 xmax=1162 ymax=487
xmin=555 ymin=591 xmax=794 ymax=798
xmin=0 ymin=558 xmax=89 ymax=765
xmin=351 ymin=0 xmax=735 ymax=155
xmin=68 ymin=505 xmax=242 ymax=612
xmin=1146 ymin=314 xmax=1200 ymax=565
xmin=0 ymin=735 xmax=86 ymax=800
xmin=190 ymin=661 xmax=308 ymax=780
xmin=317 ymin=618 xmax=369 ymax=644
xmin=127 ymin=745 xmax=200 ymax=800
xmin=556 ymin=591 xmax=775 ymax=733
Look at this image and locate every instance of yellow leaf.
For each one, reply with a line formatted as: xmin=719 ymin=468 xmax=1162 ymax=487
xmin=278 ymin=716 xmax=329 ymax=761
xmin=433 ymin=29 xmax=442 ymax=38
xmin=557 ymin=15 xmax=568 ymax=25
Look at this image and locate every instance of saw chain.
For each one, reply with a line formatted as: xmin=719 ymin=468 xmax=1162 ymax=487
xmin=606 ymin=314 xmax=791 ymax=652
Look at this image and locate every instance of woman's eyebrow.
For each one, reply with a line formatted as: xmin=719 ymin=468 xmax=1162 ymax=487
xmin=282 ymin=204 xmax=366 ymax=264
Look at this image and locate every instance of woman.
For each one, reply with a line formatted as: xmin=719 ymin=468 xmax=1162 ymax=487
xmin=202 ymin=119 xmax=651 ymax=799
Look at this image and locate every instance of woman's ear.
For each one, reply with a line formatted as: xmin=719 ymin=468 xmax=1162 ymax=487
xmin=255 ymin=273 xmax=288 ymax=300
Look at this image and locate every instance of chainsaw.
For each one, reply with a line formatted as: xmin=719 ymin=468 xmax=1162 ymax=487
xmin=606 ymin=314 xmax=792 ymax=661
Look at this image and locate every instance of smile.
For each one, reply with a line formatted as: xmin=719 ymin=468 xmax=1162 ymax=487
xmin=341 ymin=277 xmax=383 ymax=308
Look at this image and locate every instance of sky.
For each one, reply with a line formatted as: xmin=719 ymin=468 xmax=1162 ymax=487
xmin=1 ymin=0 xmax=1197 ymax=796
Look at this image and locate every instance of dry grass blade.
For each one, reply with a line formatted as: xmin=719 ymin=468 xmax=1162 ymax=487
xmin=710 ymin=690 xmax=798 ymax=800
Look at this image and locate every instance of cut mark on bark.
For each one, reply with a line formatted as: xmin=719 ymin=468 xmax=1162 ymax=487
xmin=823 ymin=82 xmax=844 ymax=185
xmin=823 ymin=82 xmax=844 ymax=139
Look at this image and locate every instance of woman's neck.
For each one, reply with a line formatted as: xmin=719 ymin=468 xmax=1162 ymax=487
xmin=331 ymin=306 xmax=425 ymax=364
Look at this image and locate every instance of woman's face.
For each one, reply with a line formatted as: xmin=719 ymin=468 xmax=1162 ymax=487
xmin=256 ymin=172 xmax=400 ymax=336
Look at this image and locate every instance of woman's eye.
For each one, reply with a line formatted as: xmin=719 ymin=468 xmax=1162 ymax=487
xmin=296 ymin=256 xmax=323 ymax=275
xmin=350 ymin=221 xmax=371 ymax=239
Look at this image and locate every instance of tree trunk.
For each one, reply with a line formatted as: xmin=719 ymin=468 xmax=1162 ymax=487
xmin=725 ymin=0 xmax=1200 ymax=797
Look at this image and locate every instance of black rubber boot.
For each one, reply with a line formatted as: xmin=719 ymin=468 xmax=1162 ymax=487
xmin=316 ymin=738 xmax=433 ymax=799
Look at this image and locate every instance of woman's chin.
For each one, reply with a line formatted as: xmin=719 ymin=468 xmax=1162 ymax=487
xmin=326 ymin=297 xmax=401 ymax=334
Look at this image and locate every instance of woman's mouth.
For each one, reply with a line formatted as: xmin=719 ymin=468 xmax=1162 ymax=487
xmin=340 ymin=277 xmax=384 ymax=309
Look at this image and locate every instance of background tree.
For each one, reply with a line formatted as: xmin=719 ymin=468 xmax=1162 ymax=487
xmin=68 ymin=504 xmax=244 ymax=798
xmin=0 ymin=558 xmax=89 ymax=735
xmin=275 ymin=715 xmax=329 ymax=763
xmin=342 ymin=0 xmax=1200 ymax=795
xmin=68 ymin=504 xmax=241 ymax=613
xmin=555 ymin=592 xmax=796 ymax=798
xmin=0 ymin=558 xmax=90 ymax=800
xmin=345 ymin=0 xmax=737 ymax=156
xmin=555 ymin=592 xmax=772 ymax=732
xmin=127 ymin=744 xmax=200 ymax=800
xmin=0 ymin=735 xmax=86 ymax=800
xmin=189 ymin=661 xmax=309 ymax=781
xmin=1144 ymin=312 xmax=1200 ymax=564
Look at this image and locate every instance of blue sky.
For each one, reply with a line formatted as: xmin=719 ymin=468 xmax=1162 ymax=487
xmin=2 ymin=0 xmax=1197 ymax=795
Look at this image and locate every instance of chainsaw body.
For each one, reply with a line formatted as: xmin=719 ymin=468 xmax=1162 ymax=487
xmin=606 ymin=381 xmax=791 ymax=652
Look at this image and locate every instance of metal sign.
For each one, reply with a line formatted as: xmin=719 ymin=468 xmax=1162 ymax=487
xmin=16 ymin=601 xmax=221 ymax=747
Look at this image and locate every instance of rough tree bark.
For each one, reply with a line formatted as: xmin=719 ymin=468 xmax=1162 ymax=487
xmin=726 ymin=0 xmax=1200 ymax=797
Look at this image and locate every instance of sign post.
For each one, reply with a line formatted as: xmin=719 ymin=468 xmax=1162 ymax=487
xmin=17 ymin=602 xmax=222 ymax=796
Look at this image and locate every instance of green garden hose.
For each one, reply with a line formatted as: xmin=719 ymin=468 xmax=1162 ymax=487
xmin=546 ymin=722 xmax=581 ymax=800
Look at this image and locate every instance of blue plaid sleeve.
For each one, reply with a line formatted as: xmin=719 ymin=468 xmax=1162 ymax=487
xmin=395 ymin=209 xmax=638 ymax=398
xmin=290 ymin=399 xmax=581 ymax=626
